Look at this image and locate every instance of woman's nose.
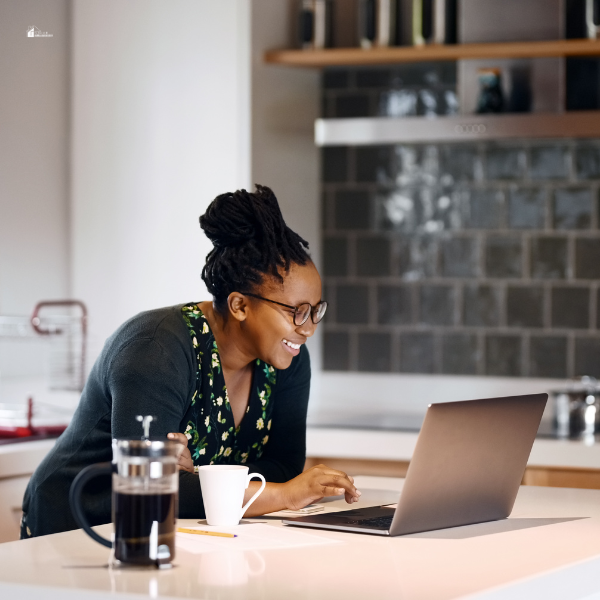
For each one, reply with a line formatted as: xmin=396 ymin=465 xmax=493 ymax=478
xmin=296 ymin=317 xmax=317 ymax=338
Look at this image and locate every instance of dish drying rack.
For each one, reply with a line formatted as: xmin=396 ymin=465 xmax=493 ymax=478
xmin=0 ymin=300 xmax=87 ymax=438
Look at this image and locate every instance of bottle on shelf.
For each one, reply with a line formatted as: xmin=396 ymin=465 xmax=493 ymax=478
xmin=359 ymin=0 xmax=403 ymax=48
xmin=298 ymin=0 xmax=334 ymax=50
xmin=299 ymin=0 xmax=315 ymax=49
xmin=586 ymin=0 xmax=600 ymax=39
xmin=565 ymin=0 xmax=600 ymax=110
xmin=413 ymin=0 xmax=457 ymax=46
xmin=434 ymin=0 xmax=457 ymax=44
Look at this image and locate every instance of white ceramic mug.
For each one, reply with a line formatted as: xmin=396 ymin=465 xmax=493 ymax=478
xmin=198 ymin=465 xmax=266 ymax=526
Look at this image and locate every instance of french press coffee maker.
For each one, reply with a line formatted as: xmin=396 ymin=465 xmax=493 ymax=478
xmin=69 ymin=416 xmax=184 ymax=568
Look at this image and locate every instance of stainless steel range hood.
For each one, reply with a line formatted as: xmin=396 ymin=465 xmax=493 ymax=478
xmin=314 ymin=112 xmax=600 ymax=146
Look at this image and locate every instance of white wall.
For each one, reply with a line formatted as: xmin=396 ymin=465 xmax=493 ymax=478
xmin=0 ymin=0 xmax=70 ymax=382
xmin=70 ymin=0 xmax=251 ymax=357
xmin=0 ymin=0 xmax=324 ymax=391
xmin=0 ymin=0 xmax=70 ymax=315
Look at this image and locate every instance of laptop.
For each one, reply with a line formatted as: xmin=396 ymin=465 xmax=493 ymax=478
xmin=283 ymin=393 xmax=548 ymax=536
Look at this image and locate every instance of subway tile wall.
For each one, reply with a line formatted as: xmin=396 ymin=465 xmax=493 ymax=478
xmin=321 ymin=64 xmax=600 ymax=378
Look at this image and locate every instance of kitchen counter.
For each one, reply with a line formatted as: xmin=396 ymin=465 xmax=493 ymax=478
xmin=306 ymin=426 xmax=600 ymax=470
xmin=0 ymin=433 xmax=61 ymax=446
xmin=0 ymin=414 xmax=597 ymax=478
xmin=1 ymin=476 xmax=600 ymax=599
xmin=0 ymin=439 xmax=57 ymax=543
xmin=306 ymin=372 xmax=600 ymax=472
xmin=0 ymin=438 xmax=56 ymax=478
xmin=2 ymin=399 xmax=598 ymax=474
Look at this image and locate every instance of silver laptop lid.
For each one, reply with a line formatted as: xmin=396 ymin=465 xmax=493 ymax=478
xmin=390 ymin=393 xmax=548 ymax=536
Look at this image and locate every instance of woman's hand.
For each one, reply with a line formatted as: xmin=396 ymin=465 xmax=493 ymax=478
xmin=280 ymin=464 xmax=361 ymax=510
xmin=167 ymin=432 xmax=194 ymax=473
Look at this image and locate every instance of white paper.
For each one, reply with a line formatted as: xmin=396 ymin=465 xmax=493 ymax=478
xmin=176 ymin=523 xmax=339 ymax=555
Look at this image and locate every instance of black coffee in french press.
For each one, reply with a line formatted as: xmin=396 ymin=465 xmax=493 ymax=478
xmin=69 ymin=416 xmax=183 ymax=568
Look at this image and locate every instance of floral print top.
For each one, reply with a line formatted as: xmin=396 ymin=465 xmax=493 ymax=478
xmin=181 ymin=303 xmax=277 ymax=467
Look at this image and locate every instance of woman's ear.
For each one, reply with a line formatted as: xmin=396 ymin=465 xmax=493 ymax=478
xmin=227 ymin=293 xmax=249 ymax=322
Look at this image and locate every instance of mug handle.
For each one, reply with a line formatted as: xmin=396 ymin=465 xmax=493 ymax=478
xmin=69 ymin=462 xmax=114 ymax=549
xmin=240 ymin=473 xmax=266 ymax=518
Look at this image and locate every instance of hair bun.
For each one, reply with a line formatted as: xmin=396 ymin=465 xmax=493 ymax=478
xmin=199 ymin=190 xmax=259 ymax=248
xmin=199 ymin=185 xmax=311 ymax=311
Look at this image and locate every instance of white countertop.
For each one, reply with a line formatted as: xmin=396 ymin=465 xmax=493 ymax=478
xmin=0 ymin=424 xmax=598 ymax=488
xmin=307 ymin=427 xmax=600 ymax=469
xmin=0 ymin=438 xmax=56 ymax=478
xmin=2 ymin=476 xmax=600 ymax=600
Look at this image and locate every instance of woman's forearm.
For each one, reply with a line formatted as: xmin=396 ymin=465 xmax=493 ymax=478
xmin=242 ymin=481 xmax=287 ymax=517
xmin=241 ymin=464 xmax=361 ymax=517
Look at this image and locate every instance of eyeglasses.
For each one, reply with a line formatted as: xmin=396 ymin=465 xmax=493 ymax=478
xmin=243 ymin=292 xmax=327 ymax=326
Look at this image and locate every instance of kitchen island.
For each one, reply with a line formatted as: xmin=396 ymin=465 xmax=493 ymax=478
xmin=1 ymin=476 xmax=600 ymax=599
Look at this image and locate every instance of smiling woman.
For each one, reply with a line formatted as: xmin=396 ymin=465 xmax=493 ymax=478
xmin=20 ymin=185 xmax=359 ymax=539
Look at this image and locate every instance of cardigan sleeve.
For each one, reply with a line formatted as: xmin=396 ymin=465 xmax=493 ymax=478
xmin=245 ymin=345 xmax=311 ymax=483
xmin=108 ymin=337 xmax=205 ymax=517
xmin=109 ymin=338 xmax=191 ymax=438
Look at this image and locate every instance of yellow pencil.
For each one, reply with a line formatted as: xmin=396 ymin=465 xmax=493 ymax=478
xmin=177 ymin=527 xmax=237 ymax=538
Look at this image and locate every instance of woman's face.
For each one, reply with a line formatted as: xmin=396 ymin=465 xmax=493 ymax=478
xmin=241 ymin=261 xmax=323 ymax=370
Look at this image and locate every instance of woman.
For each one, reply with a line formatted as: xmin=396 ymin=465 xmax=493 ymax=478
xmin=21 ymin=185 xmax=360 ymax=538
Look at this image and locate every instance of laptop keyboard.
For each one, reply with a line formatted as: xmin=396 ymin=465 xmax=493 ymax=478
xmin=351 ymin=515 xmax=394 ymax=529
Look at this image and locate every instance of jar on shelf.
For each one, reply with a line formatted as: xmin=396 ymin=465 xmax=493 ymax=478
xmin=476 ymin=68 xmax=504 ymax=114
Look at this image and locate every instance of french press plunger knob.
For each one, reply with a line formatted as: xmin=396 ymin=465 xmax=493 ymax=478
xmin=136 ymin=415 xmax=156 ymax=439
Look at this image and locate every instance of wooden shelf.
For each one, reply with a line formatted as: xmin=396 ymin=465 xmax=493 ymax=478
xmin=265 ymin=38 xmax=600 ymax=68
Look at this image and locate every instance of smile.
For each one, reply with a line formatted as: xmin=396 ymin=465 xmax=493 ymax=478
xmin=282 ymin=338 xmax=301 ymax=350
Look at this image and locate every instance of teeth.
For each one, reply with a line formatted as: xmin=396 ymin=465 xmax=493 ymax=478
xmin=283 ymin=339 xmax=301 ymax=350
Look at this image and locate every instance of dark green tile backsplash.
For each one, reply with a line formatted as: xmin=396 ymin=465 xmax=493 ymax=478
xmin=321 ymin=66 xmax=600 ymax=378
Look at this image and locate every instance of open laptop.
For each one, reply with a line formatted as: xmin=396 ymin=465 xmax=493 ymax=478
xmin=283 ymin=393 xmax=547 ymax=536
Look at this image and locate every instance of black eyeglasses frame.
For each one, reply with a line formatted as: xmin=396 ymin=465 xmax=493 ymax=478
xmin=242 ymin=292 xmax=327 ymax=326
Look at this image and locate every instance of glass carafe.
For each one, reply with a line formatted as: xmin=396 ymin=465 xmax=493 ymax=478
xmin=70 ymin=436 xmax=183 ymax=568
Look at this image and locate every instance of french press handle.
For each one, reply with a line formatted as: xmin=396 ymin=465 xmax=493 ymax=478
xmin=69 ymin=462 xmax=115 ymax=548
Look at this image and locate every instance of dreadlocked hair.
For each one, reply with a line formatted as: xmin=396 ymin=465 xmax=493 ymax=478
xmin=199 ymin=185 xmax=311 ymax=314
